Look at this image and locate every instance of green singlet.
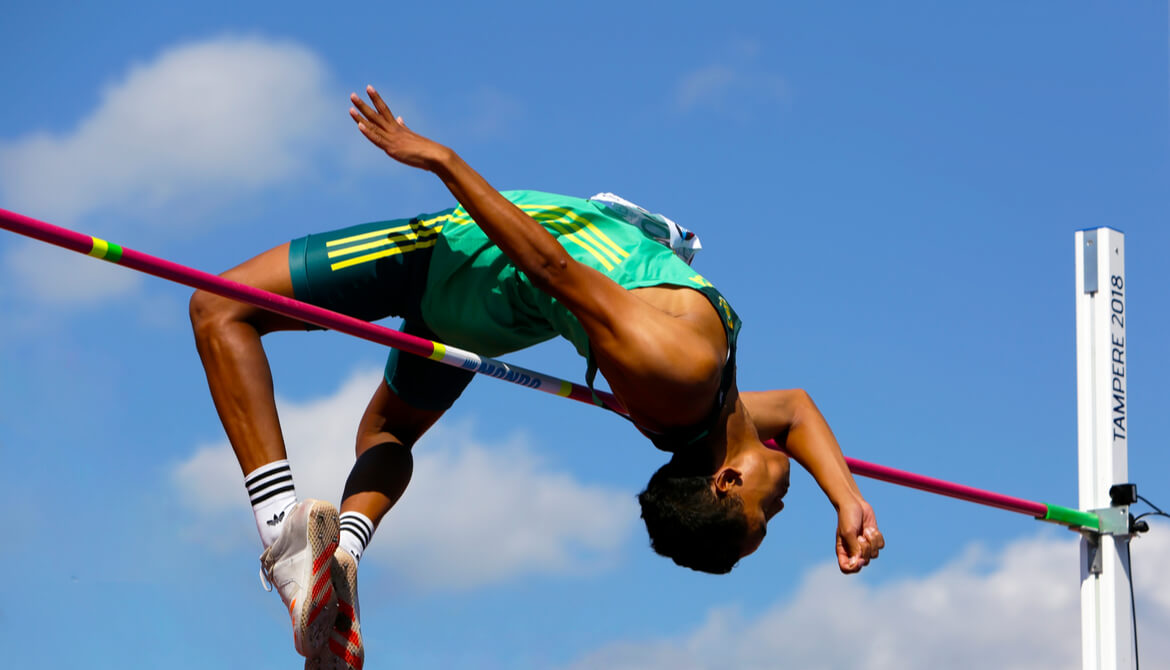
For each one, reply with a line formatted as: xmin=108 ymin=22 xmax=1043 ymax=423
xmin=421 ymin=190 xmax=740 ymax=357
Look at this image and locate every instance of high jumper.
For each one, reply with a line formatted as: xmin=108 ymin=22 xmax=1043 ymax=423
xmin=183 ymin=85 xmax=884 ymax=668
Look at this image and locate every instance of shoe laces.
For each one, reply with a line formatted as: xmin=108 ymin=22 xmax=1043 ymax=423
xmin=258 ymin=553 xmax=275 ymax=592
xmin=258 ymin=567 xmax=273 ymax=592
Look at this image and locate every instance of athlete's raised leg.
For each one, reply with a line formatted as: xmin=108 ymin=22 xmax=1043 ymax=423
xmin=190 ymin=243 xmax=340 ymax=658
xmin=338 ymin=319 xmax=475 ymax=538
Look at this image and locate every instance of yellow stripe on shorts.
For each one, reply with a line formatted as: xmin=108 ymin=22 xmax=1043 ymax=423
xmin=325 ymin=214 xmax=449 ymax=250
xmin=329 ymin=237 xmax=440 ymax=271
xmin=326 ymin=225 xmax=442 ymax=260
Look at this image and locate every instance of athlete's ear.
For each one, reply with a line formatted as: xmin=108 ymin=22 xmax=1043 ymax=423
xmin=713 ymin=467 xmax=743 ymax=498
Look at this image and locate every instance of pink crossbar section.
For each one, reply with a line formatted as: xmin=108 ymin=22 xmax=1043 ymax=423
xmin=765 ymin=439 xmax=1048 ymax=517
xmin=0 ymin=207 xmax=611 ymax=410
xmin=1 ymin=206 xmax=1049 ymax=519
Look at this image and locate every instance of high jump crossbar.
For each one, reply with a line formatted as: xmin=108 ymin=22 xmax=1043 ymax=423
xmin=0 ymin=207 xmax=1099 ymax=531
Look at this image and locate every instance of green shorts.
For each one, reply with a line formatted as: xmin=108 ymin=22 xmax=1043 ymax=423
xmin=288 ymin=213 xmax=474 ymax=411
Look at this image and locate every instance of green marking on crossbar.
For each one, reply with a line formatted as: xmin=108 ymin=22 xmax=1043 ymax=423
xmin=88 ymin=237 xmax=123 ymax=262
xmin=1043 ymin=504 xmax=1100 ymax=530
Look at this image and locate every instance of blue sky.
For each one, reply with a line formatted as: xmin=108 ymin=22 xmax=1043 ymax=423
xmin=2 ymin=3 xmax=1168 ymax=668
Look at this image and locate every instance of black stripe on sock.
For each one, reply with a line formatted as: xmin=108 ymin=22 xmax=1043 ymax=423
xmin=251 ymin=483 xmax=295 ymax=505
xmin=247 ymin=473 xmax=293 ymax=498
xmin=341 ymin=519 xmax=372 ymax=546
xmin=341 ymin=514 xmax=373 ymax=533
xmin=245 ymin=464 xmax=291 ymax=489
xmin=340 ymin=522 xmax=370 ymax=546
xmin=341 ymin=512 xmax=372 ymax=524
xmin=341 ymin=514 xmax=373 ymax=531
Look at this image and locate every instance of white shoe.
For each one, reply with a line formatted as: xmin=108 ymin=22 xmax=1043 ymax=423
xmin=307 ymin=548 xmax=364 ymax=670
xmin=260 ymin=499 xmax=340 ymax=657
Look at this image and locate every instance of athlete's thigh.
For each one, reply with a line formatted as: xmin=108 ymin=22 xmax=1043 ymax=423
xmin=201 ymin=242 xmax=305 ymax=335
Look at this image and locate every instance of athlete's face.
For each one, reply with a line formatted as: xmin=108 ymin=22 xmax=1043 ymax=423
xmin=714 ymin=444 xmax=791 ymax=558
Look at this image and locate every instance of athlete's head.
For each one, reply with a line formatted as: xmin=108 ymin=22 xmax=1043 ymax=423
xmin=638 ymin=440 xmax=790 ymax=573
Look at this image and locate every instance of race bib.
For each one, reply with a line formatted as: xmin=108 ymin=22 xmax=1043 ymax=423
xmin=588 ymin=192 xmax=702 ymax=265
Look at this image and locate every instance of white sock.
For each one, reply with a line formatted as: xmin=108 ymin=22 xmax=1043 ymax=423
xmin=245 ymin=460 xmax=298 ymax=548
xmin=339 ymin=511 xmax=374 ymax=562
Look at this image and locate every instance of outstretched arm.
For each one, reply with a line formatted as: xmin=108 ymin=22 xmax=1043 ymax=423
xmin=741 ymin=389 xmax=885 ymax=573
xmin=349 ymin=86 xmax=724 ymax=422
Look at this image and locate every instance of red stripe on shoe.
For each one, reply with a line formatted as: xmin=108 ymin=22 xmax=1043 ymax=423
xmin=312 ymin=541 xmax=338 ymax=573
xmin=312 ymin=569 xmax=332 ymax=600
xmin=306 ymin=584 xmax=334 ymax=626
xmin=332 ymin=619 xmax=362 ymax=647
xmin=328 ymin=639 xmax=363 ymax=670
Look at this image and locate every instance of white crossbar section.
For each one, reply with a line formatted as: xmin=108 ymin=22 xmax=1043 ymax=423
xmin=1074 ymin=228 xmax=1135 ymax=670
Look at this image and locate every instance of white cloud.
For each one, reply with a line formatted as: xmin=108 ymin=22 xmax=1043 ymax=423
xmin=374 ymin=430 xmax=634 ymax=590
xmin=565 ymin=530 xmax=1170 ymax=670
xmin=0 ymin=35 xmax=336 ymax=224
xmin=457 ymin=86 xmax=524 ymax=140
xmin=675 ymin=64 xmax=787 ymax=117
xmin=172 ymin=368 xmax=636 ymax=590
xmin=676 ymin=65 xmax=742 ymax=109
xmin=674 ymin=39 xmax=787 ymax=119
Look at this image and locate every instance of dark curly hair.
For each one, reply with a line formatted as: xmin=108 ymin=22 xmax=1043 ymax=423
xmin=637 ymin=453 xmax=750 ymax=574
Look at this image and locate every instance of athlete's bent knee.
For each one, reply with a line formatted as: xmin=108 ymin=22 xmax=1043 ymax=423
xmin=189 ymin=263 xmax=279 ymax=335
xmin=189 ymin=286 xmax=241 ymax=337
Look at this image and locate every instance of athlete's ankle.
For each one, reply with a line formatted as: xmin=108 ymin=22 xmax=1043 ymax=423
xmin=339 ymin=510 xmax=374 ymax=562
xmin=245 ymin=460 xmax=298 ymax=548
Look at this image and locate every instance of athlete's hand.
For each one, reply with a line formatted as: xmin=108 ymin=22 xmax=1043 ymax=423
xmin=350 ymin=85 xmax=447 ymax=170
xmin=835 ymin=497 xmax=884 ymax=574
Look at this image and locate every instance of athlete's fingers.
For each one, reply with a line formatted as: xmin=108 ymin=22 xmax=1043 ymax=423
xmin=837 ymin=542 xmax=859 ymax=573
xmin=349 ymin=93 xmax=375 ymax=121
xmin=349 ymin=92 xmax=388 ymax=130
xmin=367 ymin=85 xmax=396 ymax=121
xmin=348 ymin=107 xmax=375 ymax=135
xmin=840 ymin=537 xmax=857 ymax=562
xmin=350 ymin=106 xmax=382 ymax=137
xmin=847 ymin=537 xmax=870 ymax=570
xmin=350 ymin=112 xmax=387 ymax=149
xmin=856 ymin=532 xmax=872 ymax=561
xmin=838 ymin=529 xmax=862 ymax=573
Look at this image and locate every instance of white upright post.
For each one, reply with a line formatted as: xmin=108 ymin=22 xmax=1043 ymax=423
xmin=1074 ymin=227 xmax=1135 ymax=670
